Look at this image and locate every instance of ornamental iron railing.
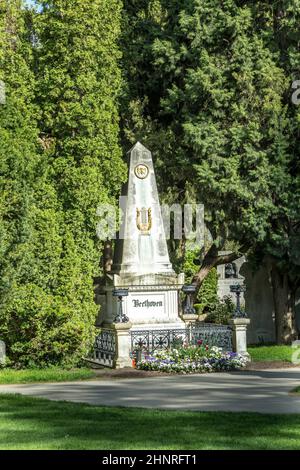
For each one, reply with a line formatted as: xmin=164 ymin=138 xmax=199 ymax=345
xmin=131 ymin=328 xmax=189 ymax=354
xmin=94 ymin=329 xmax=116 ymax=367
xmin=131 ymin=323 xmax=232 ymax=356
xmin=93 ymin=324 xmax=233 ymax=368
xmin=191 ymin=323 xmax=233 ymax=351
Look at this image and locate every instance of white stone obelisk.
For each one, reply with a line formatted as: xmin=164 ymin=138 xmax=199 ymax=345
xmin=97 ymin=142 xmax=184 ymax=329
xmin=112 ymin=141 xmax=174 ymax=275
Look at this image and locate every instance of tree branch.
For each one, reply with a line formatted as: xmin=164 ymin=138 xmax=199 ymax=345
xmin=191 ymin=243 xmax=250 ymax=300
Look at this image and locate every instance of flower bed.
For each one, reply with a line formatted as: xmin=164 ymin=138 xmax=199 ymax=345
xmin=136 ymin=342 xmax=249 ymax=373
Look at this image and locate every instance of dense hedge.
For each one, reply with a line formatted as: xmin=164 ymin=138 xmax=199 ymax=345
xmin=0 ymin=0 xmax=125 ymax=367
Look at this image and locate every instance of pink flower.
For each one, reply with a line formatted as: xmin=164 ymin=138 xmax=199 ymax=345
xmin=197 ymin=340 xmax=203 ymax=346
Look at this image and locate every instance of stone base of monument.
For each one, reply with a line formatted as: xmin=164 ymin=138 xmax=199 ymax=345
xmin=96 ymin=272 xmax=185 ymax=331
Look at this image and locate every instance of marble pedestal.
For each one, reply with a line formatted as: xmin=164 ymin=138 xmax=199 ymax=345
xmin=97 ymin=272 xmax=185 ymax=331
xmin=229 ymin=318 xmax=251 ymax=355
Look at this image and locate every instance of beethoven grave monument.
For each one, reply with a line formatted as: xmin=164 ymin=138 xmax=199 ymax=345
xmin=97 ymin=142 xmax=185 ymax=331
xmin=94 ymin=142 xmax=249 ymax=368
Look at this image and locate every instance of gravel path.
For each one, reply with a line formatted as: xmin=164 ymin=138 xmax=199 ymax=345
xmin=1 ymin=367 xmax=300 ymax=414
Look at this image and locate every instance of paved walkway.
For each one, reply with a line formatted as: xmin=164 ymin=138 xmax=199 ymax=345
xmin=1 ymin=368 xmax=300 ymax=414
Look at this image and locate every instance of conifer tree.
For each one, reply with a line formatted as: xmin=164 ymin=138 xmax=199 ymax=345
xmin=0 ymin=0 xmax=125 ymax=366
xmin=0 ymin=0 xmax=41 ymax=362
xmin=31 ymin=0 xmax=125 ymax=363
xmin=121 ymin=0 xmax=300 ymax=342
xmin=0 ymin=0 xmax=65 ymax=366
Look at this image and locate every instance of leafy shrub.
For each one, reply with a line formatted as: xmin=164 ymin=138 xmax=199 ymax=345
xmin=205 ymin=296 xmax=235 ymax=325
xmin=196 ymin=268 xmax=219 ymax=313
xmin=193 ymin=303 xmax=203 ymax=315
xmin=0 ymin=284 xmax=96 ymax=368
xmin=182 ymin=250 xmax=219 ymax=312
xmin=182 ymin=249 xmax=200 ymax=284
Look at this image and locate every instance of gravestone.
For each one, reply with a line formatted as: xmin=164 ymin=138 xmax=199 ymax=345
xmin=0 ymin=340 xmax=6 ymax=365
xmin=96 ymin=142 xmax=185 ymax=330
xmin=217 ymin=256 xmax=276 ymax=344
xmin=217 ymin=252 xmax=246 ymax=303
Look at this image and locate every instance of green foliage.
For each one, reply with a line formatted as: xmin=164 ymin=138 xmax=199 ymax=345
xmin=122 ymin=1 xmax=292 ymax=244
xmin=197 ymin=268 xmax=219 ymax=313
xmin=205 ymin=296 xmax=235 ymax=325
xmin=182 ymin=250 xmax=218 ymax=311
xmin=2 ymin=283 xmax=97 ymax=367
xmin=0 ymin=0 xmax=125 ymax=367
xmin=182 ymin=250 xmax=199 ymax=284
xmin=121 ymin=1 xmax=300 ymax=333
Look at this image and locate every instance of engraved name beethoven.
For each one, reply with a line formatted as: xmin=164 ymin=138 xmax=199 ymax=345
xmin=132 ymin=299 xmax=163 ymax=308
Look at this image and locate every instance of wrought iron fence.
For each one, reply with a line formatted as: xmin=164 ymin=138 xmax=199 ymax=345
xmin=191 ymin=323 xmax=233 ymax=351
xmin=93 ymin=324 xmax=233 ymax=367
xmin=131 ymin=323 xmax=232 ymax=356
xmin=131 ymin=329 xmax=189 ymax=354
xmin=94 ymin=329 xmax=116 ymax=367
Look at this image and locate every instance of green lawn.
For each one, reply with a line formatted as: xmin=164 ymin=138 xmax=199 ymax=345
xmin=248 ymin=345 xmax=299 ymax=363
xmin=0 ymin=394 xmax=299 ymax=450
xmin=0 ymin=368 xmax=96 ymax=384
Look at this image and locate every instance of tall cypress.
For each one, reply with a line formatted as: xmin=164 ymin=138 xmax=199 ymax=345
xmin=31 ymin=0 xmax=126 ymax=364
xmin=0 ymin=0 xmax=40 ymax=362
xmin=0 ymin=0 xmax=125 ymax=367
xmin=0 ymin=0 xmax=65 ymax=366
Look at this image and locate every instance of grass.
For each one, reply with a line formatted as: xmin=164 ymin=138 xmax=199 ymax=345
xmin=0 ymin=394 xmax=299 ymax=450
xmin=0 ymin=368 xmax=96 ymax=384
xmin=292 ymin=387 xmax=300 ymax=394
xmin=248 ymin=345 xmax=299 ymax=363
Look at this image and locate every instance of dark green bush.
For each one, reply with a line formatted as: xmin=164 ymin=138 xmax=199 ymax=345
xmin=182 ymin=250 xmax=219 ymax=314
xmin=205 ymin=296 xmax=235 ymax=325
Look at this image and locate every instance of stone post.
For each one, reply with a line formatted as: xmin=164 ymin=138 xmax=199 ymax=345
xmin=104 ymin=322 xmax=133 ymax=369
xmin=181 ymin=314 xmax=198 ymax=344
xmin=181 ymin=313 xmax=199 ymax=325
xmin=0 ymin=340 xmax=6 ymax=366
xmin=229 ymin=318 xmax=251 ymax=355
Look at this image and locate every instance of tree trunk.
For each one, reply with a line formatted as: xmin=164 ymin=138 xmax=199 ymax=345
xmin=271 ymin=264 xmax=298 ymax=344
xmin=191 ymin=243 xmax=248 ymax=301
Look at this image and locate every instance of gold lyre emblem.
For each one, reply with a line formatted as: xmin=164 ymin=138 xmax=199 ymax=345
xmin=134 ymin=164 xmax=149 ymax=179
xmin=136 ymin=207 xmax=152 ymax=234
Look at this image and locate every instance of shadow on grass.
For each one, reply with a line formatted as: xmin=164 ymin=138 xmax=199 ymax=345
xmin=0 ymin=394 xmax=300 ymax=450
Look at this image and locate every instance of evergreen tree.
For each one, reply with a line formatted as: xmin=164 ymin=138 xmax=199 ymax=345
xmin=0 ymin=0 xmax=46 ymax=364
xmin=32 ymin=0 xmax=126 ymax=363
xmin=0 ymin=0 xmax=126 ymax=366
xmin=121 ymin=0 xmax=300 ymax=342
xmin=259 ymin=1 xmax=300 ymax=343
